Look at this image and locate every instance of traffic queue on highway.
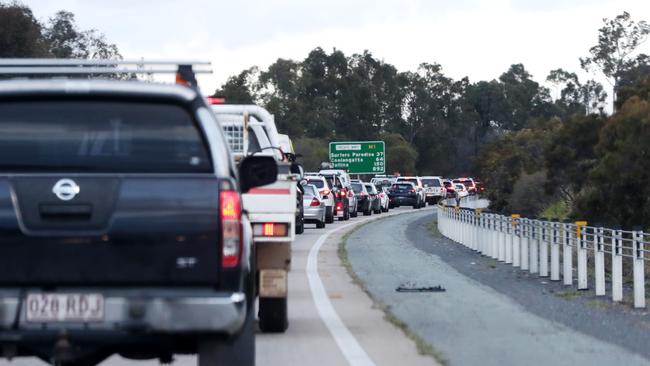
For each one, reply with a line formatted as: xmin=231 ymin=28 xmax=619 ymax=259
xmin=0 ymin=58 xmax=485 ymax=366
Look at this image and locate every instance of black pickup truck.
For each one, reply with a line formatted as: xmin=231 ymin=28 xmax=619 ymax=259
xmin=0 ymin=79 xmax=276 ymax=366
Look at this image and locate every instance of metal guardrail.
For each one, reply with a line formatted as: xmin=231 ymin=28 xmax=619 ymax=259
xmin=436 ymin=204 xmax=647 ymax=308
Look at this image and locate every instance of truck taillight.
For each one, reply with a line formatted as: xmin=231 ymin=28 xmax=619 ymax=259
xmin=253 ymin=223 xmax=289 ymax=237
xmin=220 ymin=190 xmax=242 ymax=268
xmin=207 ymin=97 xmax=226 ymax=104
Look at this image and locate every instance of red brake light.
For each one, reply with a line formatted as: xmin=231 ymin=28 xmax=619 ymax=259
xmin=310 ymin=197 xmax=320 ymax=207
xmin=207 ymin=97 xmax=226 ymax=105
xmin=341 ymin=190 xmax=347 ymax=197
xmin=253 ymin=223 xmax=289 ymax=237
xmin=321 ymin=188 xmax=330 ymax=196
xmin=220 ymin=190 xmax=242 ymax=268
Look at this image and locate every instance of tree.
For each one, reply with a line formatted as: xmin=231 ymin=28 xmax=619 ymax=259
xmin=293 ymin=137 xmax=329 ymax=171
xmin=575 ymin=91 xmax=650 ymax=228
xmin=0 ymin=2 xmax=49 ymax=57
xmin=580 ymin=11 xmax=650 ymax=111
xmin=499 ymin=64 xmax=553 ymax=130
xmin=381 ymin=133 xmax=417 ymax=176
xmin=544 ymin=114 xmax=606 ymax=204
xmin=213 ymin=67 xmax=259 ymax=104
xmin=546 ymin=68 xmax=607 ymax=115
xmin=43 ymin=11 xmax=121 ymax=59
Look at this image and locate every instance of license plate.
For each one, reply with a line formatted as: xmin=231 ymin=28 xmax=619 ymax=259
xmin=25 ymin=293 xmax=104 ymax=322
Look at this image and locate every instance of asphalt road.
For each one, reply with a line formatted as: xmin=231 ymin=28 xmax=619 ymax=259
xmin=0 ymin=206 xmax=437 ymax=366
xmin=346 ymin=209 xmax=650 ymax=366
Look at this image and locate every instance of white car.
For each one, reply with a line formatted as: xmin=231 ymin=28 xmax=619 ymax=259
xmin=302 ymin=184 xmax=326 ymax=228
xmin=377 ymin=186 xmax=391 ymax=212
xmin=421 ymin=176 xmax=445 ymax=205
xmin=304 ymin=175 xmax=335 ymax=223
xmin=454 ymin=183 xmax=469 ymax=198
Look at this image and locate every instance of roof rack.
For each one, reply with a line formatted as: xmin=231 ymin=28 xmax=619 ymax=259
xmin=0 ymin=59 xmax=212 ymax=88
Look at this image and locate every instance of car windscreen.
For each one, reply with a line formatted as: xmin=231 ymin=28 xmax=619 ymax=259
xmin=351 ymin=183 xmax=364 ymax=192
xmin=0 ymin=100 xmax=212 ymax=173
xmin=307 ymin=179 xmax=325 ymax=188
xmin=422 ymin=179 xmax=441 ymax=187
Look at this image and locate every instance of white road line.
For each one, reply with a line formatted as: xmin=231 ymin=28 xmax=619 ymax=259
xmin=306 ymin=208 xmax=433 ymax=366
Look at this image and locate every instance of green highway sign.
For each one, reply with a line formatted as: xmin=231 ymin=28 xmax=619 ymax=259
xmin=329 ymin=141 xmax=385 ymax=174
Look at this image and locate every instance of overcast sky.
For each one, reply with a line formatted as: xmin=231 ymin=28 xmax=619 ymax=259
xmin=23 ymin=0 xmax=650 ymax=98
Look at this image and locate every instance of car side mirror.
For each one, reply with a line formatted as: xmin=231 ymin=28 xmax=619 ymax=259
xmin=239 ymin=156 xmax=278 ymax=193
xmin=291 ymin=162 xmax=304 ymax=178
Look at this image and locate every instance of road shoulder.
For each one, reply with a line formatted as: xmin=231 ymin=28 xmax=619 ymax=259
xmin=318 ymin=210 xmax=440 ymax=366
xmin=345 ymin=210 xmax=649 ymax=366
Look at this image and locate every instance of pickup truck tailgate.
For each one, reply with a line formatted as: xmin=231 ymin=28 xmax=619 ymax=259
xmin=243 ymin=180 xmax=296 ymax=241
xmin=0 ymin=99 xmax=223 ymax=286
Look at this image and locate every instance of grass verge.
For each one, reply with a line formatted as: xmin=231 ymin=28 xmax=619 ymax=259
xmin=338 ymin=219 xmax=448 ymax=366
xmin=425 ymin=219 xmax=442 ymax=238
xmin=555 ymin=290 xmax=582 ymax=301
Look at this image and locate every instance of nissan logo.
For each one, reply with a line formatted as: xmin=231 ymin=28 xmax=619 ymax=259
xmin=52 ymin=179 xmax=80 ymax=201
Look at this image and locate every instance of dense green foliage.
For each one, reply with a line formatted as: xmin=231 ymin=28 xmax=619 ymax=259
xmin=477 ymin=12 xmax=650 ymax=229
xmin=214 ymin=51 xmax=601 ymax=174
xmin=0 ymin=2 xmax=120 ymax=59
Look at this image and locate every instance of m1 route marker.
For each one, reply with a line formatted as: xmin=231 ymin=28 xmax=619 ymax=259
xmin=329 ymin=141 xmax=385 ymax=174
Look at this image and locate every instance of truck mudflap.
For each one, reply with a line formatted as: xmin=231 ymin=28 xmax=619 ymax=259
xmin=256 ymin=241 xmax=290 ymax=298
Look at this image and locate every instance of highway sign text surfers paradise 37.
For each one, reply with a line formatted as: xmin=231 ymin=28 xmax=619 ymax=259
xmin=329 ymin=141 xmax=385 ymax=174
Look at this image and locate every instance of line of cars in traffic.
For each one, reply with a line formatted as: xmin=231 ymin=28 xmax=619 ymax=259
xmin=301 ymin=170 xmax=391 ymax=229
xmin=298 ymin=173 xmax=486 ymax=230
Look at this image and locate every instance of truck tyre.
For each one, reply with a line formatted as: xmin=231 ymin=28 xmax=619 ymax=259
xmin=296 ymin=219 xmax=304 ymax=234
xmin=259 ymin=297 xmax=288 ymax=333
xmin=325 ymin=207 xmax=334 ymax=224
xmin=198 ymin=306 xmax=255 ymax=366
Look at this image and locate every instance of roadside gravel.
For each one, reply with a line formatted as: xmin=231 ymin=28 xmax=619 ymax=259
xmin=345 ymin=209 xmax=650 ymax=366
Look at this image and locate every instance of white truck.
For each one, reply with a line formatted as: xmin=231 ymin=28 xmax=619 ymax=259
xmin=210 ymin=103 xmax=300 ymax=332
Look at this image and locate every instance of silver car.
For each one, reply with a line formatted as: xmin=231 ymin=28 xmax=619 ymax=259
xmin=304 ymin=175 xmax=335 ymax=223
xmin=302 ymin=184 xmax=326 ymax=228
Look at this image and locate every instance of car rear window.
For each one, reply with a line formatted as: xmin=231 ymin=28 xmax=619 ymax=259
xmin=0 ymin=100 xmax=212 ymax=173
xmin=392 ymin=183 xmax=413 ymax=190
xmin=303 ymin=185 xmax=318 ymax=196
xmin=422 ymin=179 xmax=441 ymax=187
xmin=351 ymin=183 xmax=364 ymax=192
xmin=462 ymin=181 xmax=474 ymax=187
xmin=307 ymin=179 xmax=325 ymax=188
xmin=399 ymin=178 xmax=418 ymax=185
